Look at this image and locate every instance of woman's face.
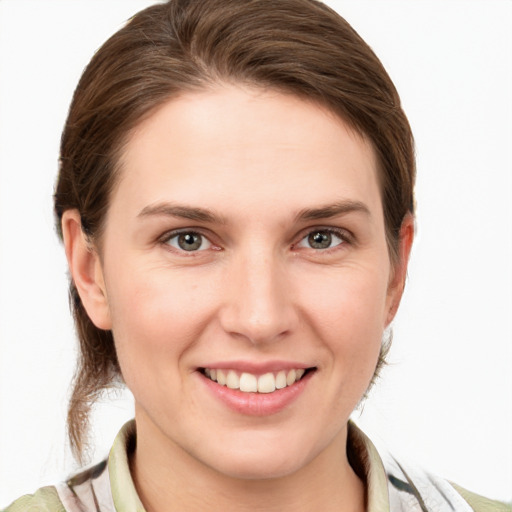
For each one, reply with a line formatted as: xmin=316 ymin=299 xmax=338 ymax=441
xmin=80 ymin=85 xmax=409 ymax=479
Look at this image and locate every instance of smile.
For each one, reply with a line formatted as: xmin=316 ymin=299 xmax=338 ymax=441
xmin=201 ymin=368 xmax=311 ymax=394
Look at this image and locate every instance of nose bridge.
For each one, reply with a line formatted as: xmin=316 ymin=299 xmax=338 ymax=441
xmin=220 ymin=243 xmax=296 ymax=344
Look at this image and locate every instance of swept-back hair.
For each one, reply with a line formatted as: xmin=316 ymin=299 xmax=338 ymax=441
xmin=54 ymin=0 xmax=415 ymax=461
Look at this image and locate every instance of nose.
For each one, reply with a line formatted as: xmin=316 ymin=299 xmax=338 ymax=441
xmin=218 ymin=248 xmax=299 ymax=345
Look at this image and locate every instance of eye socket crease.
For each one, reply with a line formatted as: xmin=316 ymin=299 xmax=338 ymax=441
xmin=158 ymin=228 xmax=221 ymax=255
xmin=295 ymin=228 xmax=348 ymax=251
xmin=158 ymin=225 xmax=354 ymax=259
xmin=142 ymin=199 xmax=368 ymax=255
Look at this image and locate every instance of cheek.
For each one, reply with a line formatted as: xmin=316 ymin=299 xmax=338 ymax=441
xmin=296 ymin=263 xmax=390 ymax=357
xmin=105 ymin=266 xmax=218 ymax=381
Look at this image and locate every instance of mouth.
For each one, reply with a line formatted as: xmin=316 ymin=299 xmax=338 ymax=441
xmin=199 ymin=367 xmax=315 ymax=394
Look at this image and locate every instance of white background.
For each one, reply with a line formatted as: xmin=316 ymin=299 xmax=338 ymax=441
xmin=0 ymin=0 xmax=511 ymax=506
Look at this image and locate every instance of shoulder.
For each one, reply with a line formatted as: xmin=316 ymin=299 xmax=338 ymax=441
xmin=451 ymin=482 xmax=512 ymax=512
xmin=347 ymin=421 xmax=511 ymax=512
xmin=385 ymin=455 xmax=511 ymax=512
xmin=384 ymin=454 xmax=511 ymax=512
xmin=2 ymin=486 xmax=65 ymax=512
xmin=3 ymin=422 xmax=136 ymax=512
xmin=3 ymin=459 xmax=113 ymax=512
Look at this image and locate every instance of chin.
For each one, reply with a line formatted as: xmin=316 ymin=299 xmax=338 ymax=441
xmin=194 ymin=429 xmax=320 ymax=481
xmin=209 ymin=450 xmax=308 ymax=481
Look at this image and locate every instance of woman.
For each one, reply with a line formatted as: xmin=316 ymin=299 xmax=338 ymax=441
xmin=3 ymin=0 xmax=510 ymax=510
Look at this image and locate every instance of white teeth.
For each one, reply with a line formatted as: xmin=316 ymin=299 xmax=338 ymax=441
xmin=204 ymin=367 xmax=309 ymax=393
xmin=226 ymin=370 xmax=240 ymax=390
xmin=275 ymin=370 xmax=287 ymax=389
xmin=216 ymin=369 xmax=226 ymax=386
xmin=240 ymin=372 xmax=258 ymax=392
xmin=258 ymin=372 xmax=276 ymax=393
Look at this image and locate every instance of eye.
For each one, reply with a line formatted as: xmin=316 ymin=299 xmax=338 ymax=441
xmin=296 ymin=229 xmax=346 ymax=250
xmin=165 ymin=231 xmax=212 ymax=252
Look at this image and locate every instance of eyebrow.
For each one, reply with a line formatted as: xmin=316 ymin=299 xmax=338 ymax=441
xmin=137 ymin=199 xmax=370 ymax=225
xmin=137 ymin=202 xmax=227 ymax=224
xmin=294 ymin=200 xmax=371 ymax=222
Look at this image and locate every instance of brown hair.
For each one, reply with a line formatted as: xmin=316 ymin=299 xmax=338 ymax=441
xmin=54 ymin=0 xmax=415 ymax=461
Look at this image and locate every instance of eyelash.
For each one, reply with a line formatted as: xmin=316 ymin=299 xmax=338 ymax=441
xmin=294 ymin=227 xmax=352 ymax=252
xmin=159 ymin=229 xmax=216 ymax=254
xmin=159 ymin=227 xmax=353 ymax=255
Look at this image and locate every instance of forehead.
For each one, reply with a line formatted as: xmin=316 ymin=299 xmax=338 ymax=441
xmin=114 ymin=85 xmax=382 ymax=221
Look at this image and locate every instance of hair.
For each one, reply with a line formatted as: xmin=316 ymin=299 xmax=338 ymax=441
xmin=54 ymin=0 xmax=415 ymax=461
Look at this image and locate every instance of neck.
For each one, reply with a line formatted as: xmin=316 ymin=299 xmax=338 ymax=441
xmin=131 ymin=414 xmax=365 ymax=512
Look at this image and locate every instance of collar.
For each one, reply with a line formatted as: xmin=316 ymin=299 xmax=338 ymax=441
xmin=106 ymin=419 xmax=390 ymax=511
xmin=108 ymin=420 xmax=145 ymax=511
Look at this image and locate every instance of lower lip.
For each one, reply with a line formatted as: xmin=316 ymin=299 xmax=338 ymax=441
xmin=199 ymin=371 xmax=313 ymax=416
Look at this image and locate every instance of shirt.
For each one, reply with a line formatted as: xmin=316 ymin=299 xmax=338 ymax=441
xmin=3 ymin=420 xmax=510 ymax=511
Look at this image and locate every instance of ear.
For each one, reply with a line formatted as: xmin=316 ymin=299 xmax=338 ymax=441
xmin=385 ymin=213 xmax=415 ymax=326
xmin=61 ymin=210 xmax=112 ymax=330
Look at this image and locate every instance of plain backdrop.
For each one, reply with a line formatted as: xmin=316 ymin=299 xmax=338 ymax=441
xmin=0 ymin=0 xmax=511 ymax=506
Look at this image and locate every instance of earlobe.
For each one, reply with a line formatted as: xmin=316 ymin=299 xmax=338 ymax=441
xmin=61 ymin=210 xmax=112 ymax=330
xmin=386 ymin=214 xmax=415 ymax=326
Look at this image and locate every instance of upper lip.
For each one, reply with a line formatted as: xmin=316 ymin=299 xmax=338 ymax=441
xmin=197 ymin=360 xmax=314 ymax=374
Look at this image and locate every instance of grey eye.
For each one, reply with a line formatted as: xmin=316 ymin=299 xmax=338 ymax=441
xmin=308 ymin=231 xmax=332 ymax=249
xmin=297 ymin=230 xmax=344 ymax=250
xmin=167 ymin=232 xmax=211 ymax=252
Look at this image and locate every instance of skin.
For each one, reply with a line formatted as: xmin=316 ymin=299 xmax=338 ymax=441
xmin=63 ymin=85 xmax=413 ymax=511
